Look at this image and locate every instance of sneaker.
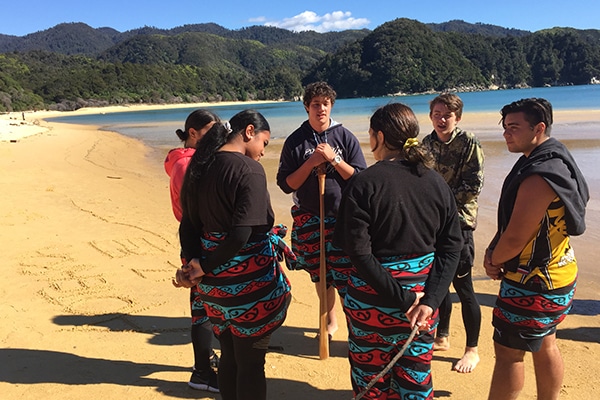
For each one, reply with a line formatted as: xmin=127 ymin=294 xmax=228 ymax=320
xmin=209 ymin=350 xmax=220 ymax=370
xmin=188 ymin=369 xmax=219 ymax=393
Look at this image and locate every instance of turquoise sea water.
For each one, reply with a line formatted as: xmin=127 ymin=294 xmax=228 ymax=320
xmin=48 ymin=85 xmax=600 ymax=149
xmin=45 ymin=84 xmax=600 ymax=283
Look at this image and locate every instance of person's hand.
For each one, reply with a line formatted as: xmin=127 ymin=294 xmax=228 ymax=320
xmin=314 ymin=143 xmax=337 ymax=164
xmin=405 ymin=291 xmax=424 ymax=315
xmin=171 ymin=258 xmax=206 ymax=288
xmin=186 ymin=258 xmax=206 ymax=280
xmin=483 ymin=248 xmax=504 ymax=280
xmin=306 ymin=145 xmax=328 ymax=169
xmin=405 ymin=292 xmax=434 ymax=331
xmin=172 ymin=267 xmax=193 ymax=288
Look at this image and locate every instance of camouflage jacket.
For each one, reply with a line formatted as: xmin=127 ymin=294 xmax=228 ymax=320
xmin=422 ymin=127 xmax=484 ymax=230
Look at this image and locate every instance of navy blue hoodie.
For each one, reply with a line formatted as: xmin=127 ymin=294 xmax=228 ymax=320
xmin=276 ymin=119 xmax=367 ymax=217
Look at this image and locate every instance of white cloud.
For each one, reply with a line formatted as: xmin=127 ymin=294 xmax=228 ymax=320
xmin=263 ymin=10 xmax=370 ymax=33
xmin=249 ymin=16 xmax=267 ymax=23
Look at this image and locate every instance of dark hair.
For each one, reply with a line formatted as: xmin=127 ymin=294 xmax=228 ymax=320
xmin=175 ymin=109 xmax=220 ymax=142
xmin=370 ymin=103 xmax=434 ymax=169
xmin=500 ymin=97 xmax=553 ymax=135
xmin=181 ymin=109 xmax=270 ymax=226
xmin=429 ymin=92 xmax=464 ymax=119
xmin=303 ymin=81 xmax=337 ymax=108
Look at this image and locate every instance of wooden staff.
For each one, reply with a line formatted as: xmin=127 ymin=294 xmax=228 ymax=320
xmin=318 ymin=167 xmax=329 ymax=360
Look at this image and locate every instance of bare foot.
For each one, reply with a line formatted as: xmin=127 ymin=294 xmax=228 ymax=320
xmin=326 ymin=306 xmax=339 ymax=339
xmin=433 ymin=336 xmax=450 ymax=351
xmin=327 ymin=321 xmax=339 ymax=339
xmin=453 ymin=347 xmax=480 ymax=373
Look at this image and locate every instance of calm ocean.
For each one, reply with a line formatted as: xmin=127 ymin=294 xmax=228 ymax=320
xmin=48 ymin=85 xmax=600 ymax=150
xmin=46 ymin=84 xmax=600 ymax=283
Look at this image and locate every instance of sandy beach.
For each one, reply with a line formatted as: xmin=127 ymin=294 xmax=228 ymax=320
xmin=1 ymin=104 xmax=599 ymax=399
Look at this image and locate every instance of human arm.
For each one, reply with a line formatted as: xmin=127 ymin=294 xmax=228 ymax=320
xmin=172 ymin=258 xmax=203 ymax=288
xmin=421 ymin=250 xmax=460 ymax=310
xmin=195 ymin=162 xmax=271 ymax=274
xmin=407 ymin=188 xmax=461 ymax=326
xmin=490 ymin=174 xmax=556 ymax=265
xmin=313 ymin=143 xmax=355 ymax=181
xmin=276 ymin=137 xmax=327 ymax=193
xmin=179 ymin=213 xmax=203 ymax=261
xmin=196 ymin=226 xmax=253 ymax=274
xmin=401 ymin=249 xmax=459 ymax=330
xmin=483 ymin=245 xmax=504 ymax=280
xmin=421 ymin=186 xmax=462 ymax=309
xmin=334 ymin=180 xmax=417 ymax=311
xmin=168 ymin=160 xmax=187 ymax=221
xmin=174 ymin=225 xmax=253 ymax=287
xmin=349 ymin=253 xmax=417 ymax=312
xmin=177 ymin=165 xmax=264 ymax=282
xmin=284 ymin=150 xmax=327 ymax=191
xmin=175 ymin=214 xmax=205 ymax=288
xmin=405 ymin=293 xmax=432 ymax=331
xmin=197 ymin=163 xmax=271 ymax=273
xmin=455 ymin=136 xmax=485 ymax=227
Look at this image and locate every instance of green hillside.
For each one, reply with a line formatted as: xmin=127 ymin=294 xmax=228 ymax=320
xmin=0 ymin=19 xmax=598 ymax=112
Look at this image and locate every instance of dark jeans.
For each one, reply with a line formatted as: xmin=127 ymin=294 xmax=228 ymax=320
xmin=436 ymin=229 xmax=482 ymax=348
xmin=217 ymin=330 xmax=271 ymax=400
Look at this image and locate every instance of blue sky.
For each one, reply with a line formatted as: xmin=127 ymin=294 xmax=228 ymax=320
xmin=1 ymin=0 xmax=598 ymax=36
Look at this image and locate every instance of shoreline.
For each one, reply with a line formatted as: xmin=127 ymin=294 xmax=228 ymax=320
xmin=3 ymin=101 xmax=600 ymax=142
xmin=1 ymin=103 xmax=599 ymax=399
xmin=0 ymin=100 xmax=282 ymax=142
xmin=3 ymin=103 xmax=599 ymax=289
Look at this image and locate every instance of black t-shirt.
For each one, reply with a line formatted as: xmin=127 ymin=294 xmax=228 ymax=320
xmin=335 ymin=159 xmax=462 ymax=257
xmin=180 ymin=151 xmax=274 ymax=260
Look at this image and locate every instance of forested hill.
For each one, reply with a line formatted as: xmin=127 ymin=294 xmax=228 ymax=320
xmin=0 ymin=22 xmax=369 ymax=55
xmin=304 ymin=19 xmax=600 ymax=97
xmin=0 ymin=19 xmax=598 ymax=112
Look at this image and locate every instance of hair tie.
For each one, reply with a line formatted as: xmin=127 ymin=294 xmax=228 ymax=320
xmin=224 ymin=121 xmax=232 ymax=134
xmin=403 ymin=137 xmax=419 ymax=150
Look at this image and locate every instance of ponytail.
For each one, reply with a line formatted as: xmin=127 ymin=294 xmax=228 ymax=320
xmin=175 ymin=128 xmax=187 ymax=141
xmin=228 ymin=109 xmax=270 ymax=136
xmin=402 ymin=139 xmax=434 ymax=170
xmin=175 ymin=109 xmax=220 ymax=142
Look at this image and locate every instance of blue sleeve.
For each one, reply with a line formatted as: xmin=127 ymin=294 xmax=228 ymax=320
xmin=343 ymin=130 xmax=367 ymax=173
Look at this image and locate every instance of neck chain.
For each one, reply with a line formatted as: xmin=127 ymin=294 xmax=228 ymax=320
xmin=312 ymin=130 xmax=328 ymax=145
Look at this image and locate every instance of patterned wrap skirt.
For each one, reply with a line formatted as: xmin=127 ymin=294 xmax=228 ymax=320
xmin=344 ymin=253 xmax=437 ymax=400
xmin=492 ymin=277 xmax=576 ymax=352
xmin=190 ymin=285 xmax=209 ymax=326
xmin=196 ymin=230 xmax=292 ymax=339
xmin=290 ymin=205 xmax=353 ymax=296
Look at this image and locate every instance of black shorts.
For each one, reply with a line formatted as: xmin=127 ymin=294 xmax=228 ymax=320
xmin=492 ymin=278 xmax=575 ymax=352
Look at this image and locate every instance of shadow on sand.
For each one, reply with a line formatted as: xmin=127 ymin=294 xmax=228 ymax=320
xmin=44 ymin=313 xmax=353 ymax=398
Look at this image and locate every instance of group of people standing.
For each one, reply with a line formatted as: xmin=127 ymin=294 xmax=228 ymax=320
xmin=165 ymin=81 xmax=588 ymax=400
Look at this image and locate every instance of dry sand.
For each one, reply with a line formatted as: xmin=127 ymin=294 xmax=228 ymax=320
xmin=1 ymin=104 xmax=599 ymax=399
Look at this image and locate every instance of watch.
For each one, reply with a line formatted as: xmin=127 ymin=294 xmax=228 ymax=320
xmin=331 ymin=155 xmax=342 ymax=166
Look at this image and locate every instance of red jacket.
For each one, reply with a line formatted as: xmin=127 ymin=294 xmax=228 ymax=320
xmin=164 ymin=147 xmax=195 ymax=221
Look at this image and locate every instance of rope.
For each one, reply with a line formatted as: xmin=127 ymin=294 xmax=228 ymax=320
xmin=352 ymin=324 xmax=420 ymax=400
